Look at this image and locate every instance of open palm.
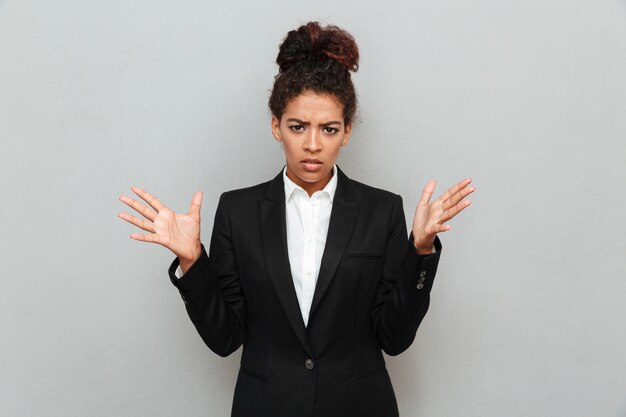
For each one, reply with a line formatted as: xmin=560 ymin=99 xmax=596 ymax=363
xmin=412 ymin=178 xmax=474 ymax=253
xmin=118 ymin=187 xmax=203 ymax=263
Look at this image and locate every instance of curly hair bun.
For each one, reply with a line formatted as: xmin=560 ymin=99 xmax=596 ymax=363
xmin=269 ymin=21 xmax=360 ymax=124
xmin=276 ymin=21 xmax=359 ymax=73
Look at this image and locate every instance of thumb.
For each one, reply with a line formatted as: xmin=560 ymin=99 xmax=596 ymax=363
xmin=188 ymin=191 xmax=202 ymax=221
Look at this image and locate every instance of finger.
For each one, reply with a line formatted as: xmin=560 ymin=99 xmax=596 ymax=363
xmin=439 ymin=178 xmax=472 ymax=205
xmin=188 ymin=191 xmax=202 ymax=221
xmin=442 ymin=185 xmax=475 ymax=211
xmin=418 ymin=180 xmax=437 ymax=207
xmin=118 ymin=211 xmax=156 ymax=233
xmin=118 ymin=195 xmax=158 ymax=222
xmin=131 ymin=186 xmax=166 ymax=213
xmin=129 ymin=232 xmax=162 ymax=244
xmin=441 ymin=199 xmax=472 ymax=223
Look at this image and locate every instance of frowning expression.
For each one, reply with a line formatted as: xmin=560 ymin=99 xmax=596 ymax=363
xmin=271 ymin=91 xmax=352 ymax=196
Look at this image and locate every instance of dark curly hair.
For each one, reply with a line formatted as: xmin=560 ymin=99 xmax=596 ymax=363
xmin=269 ymin=21 xmax=359 ymax=125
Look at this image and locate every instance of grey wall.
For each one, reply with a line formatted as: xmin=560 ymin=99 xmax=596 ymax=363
xmin=1 ymin=0 xmax=625 ymax=416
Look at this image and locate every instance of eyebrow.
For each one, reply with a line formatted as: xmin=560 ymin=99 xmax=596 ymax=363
xmin=286 ymin=118 xmax=342 ymax=126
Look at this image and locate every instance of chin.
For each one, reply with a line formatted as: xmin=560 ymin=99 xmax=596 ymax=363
xmin=302 ymin=170 xmax=331 ymax=182
xmin=296 ymin=174 xmax=323 ymax=185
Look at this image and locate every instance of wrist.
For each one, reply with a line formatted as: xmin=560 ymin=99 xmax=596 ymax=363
xmin=179 ymin=243 xmax=201 ymax=274
xmin=412 ymin=233 xmax=434 ymax=254
xmin=414 ymin=244 xmax=433 ymax=255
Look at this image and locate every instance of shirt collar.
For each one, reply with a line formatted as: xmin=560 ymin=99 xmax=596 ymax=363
xmin=283 ymin=164 xmax=338 ymax=202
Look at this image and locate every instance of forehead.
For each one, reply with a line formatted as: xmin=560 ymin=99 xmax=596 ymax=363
xmin=282 ymin=91 xmax=344 ymax=122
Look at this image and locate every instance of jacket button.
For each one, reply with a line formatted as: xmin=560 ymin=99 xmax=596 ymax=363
xmin=417 ymin=283 xmax=424 ymax=290
xmin=304 ymin=359 xmax=315 ymax=370
xmin=420 ymin=270 xmax=427 ymax=278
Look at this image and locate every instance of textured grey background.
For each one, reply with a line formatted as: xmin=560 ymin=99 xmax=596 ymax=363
xmin=1 ymin=0 xmax=625 ymax=416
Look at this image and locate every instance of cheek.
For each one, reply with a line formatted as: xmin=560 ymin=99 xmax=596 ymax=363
xmin=328 ymin=143 xmax=342 ymax=158
xmin=281 ymin=142 xmax=299 ymax=160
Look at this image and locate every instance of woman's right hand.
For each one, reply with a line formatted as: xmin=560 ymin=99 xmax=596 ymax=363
xmin=118 ymin=187 xmax=203 ymax=271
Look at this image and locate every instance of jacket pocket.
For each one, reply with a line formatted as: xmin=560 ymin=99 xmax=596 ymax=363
xmin=353 ymin=365 xmax=386 ymax=380
xmin=343 ymin=254 xmax=384 ymax=260
xmin=239 ymin=367 xmax=270 ymax=383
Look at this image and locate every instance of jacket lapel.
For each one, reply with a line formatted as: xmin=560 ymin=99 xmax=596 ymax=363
xmin=259 ymin=170 xmax=315 ymax=357
xmin=308 ymin=167 xmax=359 ymax=322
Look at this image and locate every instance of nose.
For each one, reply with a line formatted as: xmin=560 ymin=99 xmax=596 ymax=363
xmin=304 ymin=129 xmax=322 ymax=153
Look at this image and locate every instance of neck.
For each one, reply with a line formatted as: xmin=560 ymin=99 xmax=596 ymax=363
xmin=286 ymin=168 xmax=333 ymax=197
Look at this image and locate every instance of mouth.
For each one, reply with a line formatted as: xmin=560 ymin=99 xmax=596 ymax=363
xmin=300 ymin=158 xmax=323 ymax=172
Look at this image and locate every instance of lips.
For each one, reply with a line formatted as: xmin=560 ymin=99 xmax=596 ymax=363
xmin=301 ymin=158 xmax=323 ymax=172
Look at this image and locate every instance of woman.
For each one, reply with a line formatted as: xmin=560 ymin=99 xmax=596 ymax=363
xmin=118 ymin=21 xmax=473 ymax=417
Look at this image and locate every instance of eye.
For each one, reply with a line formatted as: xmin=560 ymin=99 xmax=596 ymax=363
xmin=322 ymin=127 xmax=340 ymax=134
xmin=288 ymin=125 xmax=305 ymax=132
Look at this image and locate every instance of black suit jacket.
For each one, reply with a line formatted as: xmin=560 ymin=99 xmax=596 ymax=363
xmin=168 ymin=167 xmax=442 ymax=417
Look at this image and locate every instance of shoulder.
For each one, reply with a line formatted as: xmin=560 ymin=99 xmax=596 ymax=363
xmin=216 ymin=169 xmax=283 ymax=207
xmin=341 ymin=174 xmax=408 ymax=232
xmin=211 ymin=179 xmax=274 ymax=221
xmin=347 ymin=176 xmax=398 ymax=200
xmin=221 ymin=180 xmax=271 ymax=201
xmin=214 ymin=180 xmax=269 ymax=213
xmin=341 ymin=172 xmax=402 ymax=206
xmin=340 ymin=173 xmax=406 ymax=222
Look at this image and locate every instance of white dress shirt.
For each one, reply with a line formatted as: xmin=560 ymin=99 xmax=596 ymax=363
xmin=283 ymin=164 xmax=337 ymax=327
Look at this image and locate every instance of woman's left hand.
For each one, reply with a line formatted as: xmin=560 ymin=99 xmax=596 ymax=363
xmin=412 ymin=178 xmax=475 ymax=254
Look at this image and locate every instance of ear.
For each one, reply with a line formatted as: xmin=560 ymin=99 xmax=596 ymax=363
xmin=341 ymin=122 xmax=352 ymax=146
xmin=271 ymin=115 xmax=282 ymax=142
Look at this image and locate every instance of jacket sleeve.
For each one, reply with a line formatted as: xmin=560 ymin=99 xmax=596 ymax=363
xmin=167 ymin=192 xmax=245 ymax=357
xmin=370 ymin=194 xmax=442 ymax=356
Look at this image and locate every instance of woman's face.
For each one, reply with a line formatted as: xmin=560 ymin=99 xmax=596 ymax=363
xmin=271 ymin=90 xmax=352 ymax=196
